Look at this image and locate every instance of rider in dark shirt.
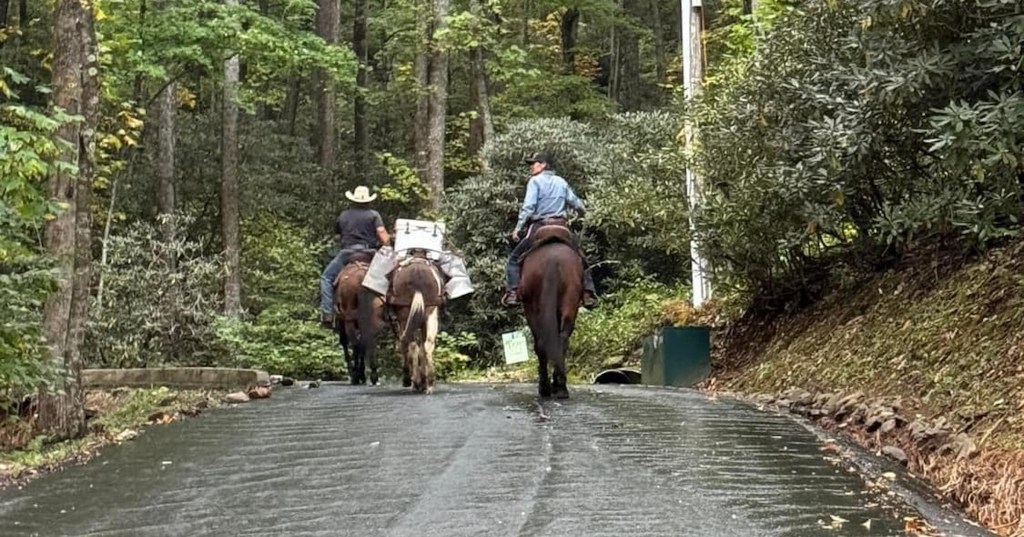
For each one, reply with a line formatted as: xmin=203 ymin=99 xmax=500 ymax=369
xmin=320 ymin=186 xmax=390 ymax=327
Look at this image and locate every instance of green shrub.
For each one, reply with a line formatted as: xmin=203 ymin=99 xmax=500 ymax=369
xmin=568 ymin=280 xmax=687 ymax=376
xmin=85 ymin=217 xmax=223 ymax=368
xmin=432 ymin=331 xmax=478 ymax=381
xmin=213 ymin=305 xmax=343 ymax=380
xmin=693 ymin=0 xmax=1024 ymax=304
xmin=444 ymin=112 xmax=690 ymax=364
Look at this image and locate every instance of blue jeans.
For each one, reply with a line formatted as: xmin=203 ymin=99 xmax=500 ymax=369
xmin=320 ymin=250 xmax=352 ymax=316
xmin=505 ymin=232 xmax=596 ymax=294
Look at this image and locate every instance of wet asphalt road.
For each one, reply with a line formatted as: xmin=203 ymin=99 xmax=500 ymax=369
xmin=0 ymin=384 xmax=988 ymax=537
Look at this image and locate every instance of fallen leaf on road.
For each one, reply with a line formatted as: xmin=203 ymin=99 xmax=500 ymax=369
xmin=881 ymin=471 xmax=897 ymax=480
xmin=862 ymin=519 xmax=872 ymax=530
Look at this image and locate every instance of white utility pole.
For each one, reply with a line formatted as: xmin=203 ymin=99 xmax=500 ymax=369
xmin=682 ymin=0 xmax=712 ymax=308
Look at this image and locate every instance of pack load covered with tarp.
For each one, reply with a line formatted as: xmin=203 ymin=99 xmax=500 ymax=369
xmin=361 ymin=218 xmax=474 ymax=299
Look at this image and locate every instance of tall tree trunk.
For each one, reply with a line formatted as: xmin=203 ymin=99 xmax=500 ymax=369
xmin=66 ymin=3 xmax=99 ymax=431
xmin=353 ymin=0 xmax=369 ymax=178
xmin=560 ymin=8 xmax=579 ymax=75
xmin=38 ymin=0 xmax=99 ymax=441
xmin=613 ymin=0 xmax=642 ymax=111
xmin=424 ymin=0 xmax=449 ymax=210
xmin=221 ymin=0 xmax=242 ymax=317
xmin=649 ymin=0 xmax=666 ymax=84
xmin=412 ymin=6 xmax=431 ymax=174
xmin=467 ymin=0 xmax=493 ymax=163
xmin=314 ymin=0 xmax=338 ymax=168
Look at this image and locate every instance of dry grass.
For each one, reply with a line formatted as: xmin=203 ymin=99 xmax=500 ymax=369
xmin=716 ymin=241 xmax=1024 ymax=536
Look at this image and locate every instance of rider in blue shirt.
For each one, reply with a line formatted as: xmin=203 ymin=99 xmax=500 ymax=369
xmin=502 ymin=152 xmax=598 ymax=308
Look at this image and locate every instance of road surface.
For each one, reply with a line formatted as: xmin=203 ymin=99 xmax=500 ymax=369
xmin=0 ymin=384 xmax=989 ymax=536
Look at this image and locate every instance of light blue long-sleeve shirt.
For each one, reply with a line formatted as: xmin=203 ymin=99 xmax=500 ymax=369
xmin=515 ymin=170 xmax=585 ymax=231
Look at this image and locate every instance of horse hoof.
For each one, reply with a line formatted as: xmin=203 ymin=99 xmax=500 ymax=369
xmin=402 ymin=377 xmax=412 ymax=388
xmin=554 ymin=390 xmax=570 ymax=400
xmin=539 ymin=385 xmax=552 ymax=398
xmin=425 ymin=386 xmax=434 ymax=395
xmin=370 ymin=373 xmax=379 ymax=386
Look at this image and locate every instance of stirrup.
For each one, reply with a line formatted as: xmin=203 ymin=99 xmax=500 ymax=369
xmin=501 ymin=290 xmax=520 ymax=306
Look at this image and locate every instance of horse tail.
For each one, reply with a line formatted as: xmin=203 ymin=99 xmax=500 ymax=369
xmin=538 ymin=257 xmax=563 ymax=362
xmin=355 ymin=286 xmax=376 ymax=350
xmin=403 ymin=290 xmax=425 ymax=344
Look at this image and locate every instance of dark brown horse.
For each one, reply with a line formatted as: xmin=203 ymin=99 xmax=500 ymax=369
xmin=334 ymin=251 xmax=385 ymax=385
xmin=388 ymin=254 xmax=445 ymax=394
xmin=519 ymin=226 xmax=585 ymax=399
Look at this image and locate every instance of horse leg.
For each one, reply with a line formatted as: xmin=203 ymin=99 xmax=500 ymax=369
xmin=349 ymin=322 xmax=367 ymax=385
xmin=338 ymin=321 xmax=356 ymax=384
xmin=411 ymin=338 xmax=425 ymax=393
xmin=423 ymin=307 xmax=439 ymax=395
xmin=535 ymin=340 xmax=551 ymax=398
xmin=552 ymin=314 xmax=576 ymax=399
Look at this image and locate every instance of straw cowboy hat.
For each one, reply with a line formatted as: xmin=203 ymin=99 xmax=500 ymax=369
xmin=345 ymin=185 xmax=377 ymax=204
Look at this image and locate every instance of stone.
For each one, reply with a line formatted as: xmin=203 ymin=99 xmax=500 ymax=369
xmin=281 ymin=377 xmax=296 ymax=387
xmin=881 ymin=446 xmax=908 ymax=465
xmin=269 ymin=375 xmax=283 ymax=385
xmin=83 ymin=367 xmax=270 ymax=390
xmin=308 ymin=380 xmax=321 ymax=389
xmin=157 ymin=395 xmax=178 ymax=407
xmin=223 ymin=392 xmax=250 ymax=404
xmin=783 ymin=388 xmax=814 ymax=406
xmin=941 ymin=433 xmax=977 ymax=460
xmin=247 ymin=386 xmax=271 ymax=400
xmin=879 ymin=419 xmax=898 ymax=434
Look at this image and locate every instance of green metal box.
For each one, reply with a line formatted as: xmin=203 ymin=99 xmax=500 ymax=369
xmin=640 ymin=326 xmax=711 ymax=387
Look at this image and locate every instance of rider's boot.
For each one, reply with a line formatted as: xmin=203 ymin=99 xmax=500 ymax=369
xmin=582 ymin=291 xmax=598 ymax=309
xmin=320 ymin=312 xmax=335 ymax=329
xmin=501 ymin=289 xmax=520 ymax=307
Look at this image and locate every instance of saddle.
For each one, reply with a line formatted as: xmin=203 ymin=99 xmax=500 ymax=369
xmin=518 ymin=221 xmax=583 ymax=262
xmin=385 ymin=255 xmax=447 ymax=308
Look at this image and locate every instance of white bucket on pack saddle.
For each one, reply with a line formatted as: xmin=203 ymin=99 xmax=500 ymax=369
xmin=362 ymin=246 xmax=397 ymax=295
xmin=438 ymin=252 xmax=474 ymax=300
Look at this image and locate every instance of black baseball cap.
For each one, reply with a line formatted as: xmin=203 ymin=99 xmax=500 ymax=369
xmin=524 ymin=152 xmax=553 ymax=166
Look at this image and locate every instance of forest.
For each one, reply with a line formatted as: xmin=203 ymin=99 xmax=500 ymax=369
xmin=2 ymin=0 xmax=1022 ymax=444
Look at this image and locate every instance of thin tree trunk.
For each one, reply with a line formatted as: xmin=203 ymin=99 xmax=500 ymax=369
xmin=560 ymin=8 xmax=579 ymax=75
xmin=96 ymin=174 xmax=118 ymax=308
xmin=154 ymin=83 xmax=176 ymax=240
xmin=1 ymin=0 xmax=10 ymax=29
xmin=353 ymin=0 xmax=369 ymax=178
xmin=38 ymin=0 xmax=98 ymax=441
xmin=221 ymin=2 xmax=242 ymax=317
xmin=284 ymin=75 xmax=300 ymax=136
xmin=424 ymin=0 xmax=450 ymax=210
xmin=314 ymin=0 xmax=338 ymax=168
xmin=132 ymin=0 xmax=146 ymax=103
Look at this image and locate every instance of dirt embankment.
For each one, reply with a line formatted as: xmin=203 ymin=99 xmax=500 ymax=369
xmin=712 ymin=242 xmax=1024 ymax=537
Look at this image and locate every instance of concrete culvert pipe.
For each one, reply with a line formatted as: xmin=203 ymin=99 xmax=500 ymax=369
xmin=593 ymin=368 xmax=641 ymax=385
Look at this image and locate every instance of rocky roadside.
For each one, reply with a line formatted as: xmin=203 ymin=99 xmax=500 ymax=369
xmin=728 ymin=387 xmax=1024 ymax=537
xmin=0 ymin=376 xmax=312 ymax=490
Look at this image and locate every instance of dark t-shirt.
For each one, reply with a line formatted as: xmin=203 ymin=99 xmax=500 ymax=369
xmin=335 ymin=207 xmax=384 ymax=250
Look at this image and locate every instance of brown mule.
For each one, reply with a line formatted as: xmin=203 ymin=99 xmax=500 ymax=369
xmin=334 ymin=251 xmax=386 ymax=385
xmin=518 ymin=226 xmax=584 ymax=399
xmin=387 ymin=254 xmax=445 ymax=394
